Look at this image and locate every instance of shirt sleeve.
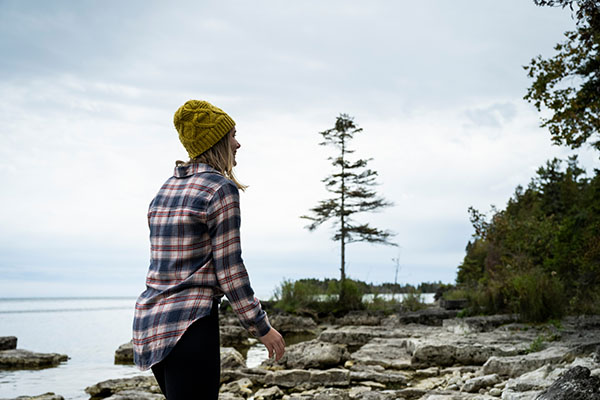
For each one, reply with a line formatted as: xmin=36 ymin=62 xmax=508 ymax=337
xmin=207 ymin=181 xmax=271 ymax=337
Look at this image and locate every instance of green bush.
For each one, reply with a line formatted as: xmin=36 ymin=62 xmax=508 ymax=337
xmin=402 ymin=291 xmax=426 ymax=311
xmin=509 ymin=268 xmax=565 ymax=322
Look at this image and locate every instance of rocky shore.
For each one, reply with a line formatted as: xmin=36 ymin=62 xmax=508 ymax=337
xmin=0 ymin=336 xmax=68 ymax=370
xmin=87 ymin=308 xmax=600 ymax=399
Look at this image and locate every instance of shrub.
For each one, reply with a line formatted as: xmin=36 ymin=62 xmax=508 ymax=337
xmin=402 ymin=291 xmax=426 ymax=311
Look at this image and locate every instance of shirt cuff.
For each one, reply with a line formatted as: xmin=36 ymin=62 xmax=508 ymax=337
xmin=249 ymin=313 xmax=272 ymax=338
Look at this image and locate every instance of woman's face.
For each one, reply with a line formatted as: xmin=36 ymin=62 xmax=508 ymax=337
xmin=230 ymin=128 xmax=240 ymax=166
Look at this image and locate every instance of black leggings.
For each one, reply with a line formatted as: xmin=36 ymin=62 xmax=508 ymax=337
xmin=151 ymin=302 xmax=220 ymax=400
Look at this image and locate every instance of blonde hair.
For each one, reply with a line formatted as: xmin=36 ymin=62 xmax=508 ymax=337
xmin=176 ymin=129 xmax=247 ymax=191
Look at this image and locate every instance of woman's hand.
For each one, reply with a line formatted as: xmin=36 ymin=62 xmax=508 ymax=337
xmin=259 ymin=327 xmax=286 ymax=361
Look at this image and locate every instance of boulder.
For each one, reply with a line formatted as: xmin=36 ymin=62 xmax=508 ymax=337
xmin=0 ymin=336 xmax=17 ymax=351
xmin=536 ymin=366 xmax=600 ymax=400
xmin=482 ymin=346 xmax=569 ymax=377
xmin=0 ymin=349 xmax=68 ymax=369
xmin=221 ymin=347 xmax=246 ymax=370
xmin=114 ymin=341 xmax=133 ymax=364
xmin=220 ymin=367 xmax=268 ymax=385
xmin=262 ymin=339 xmax=348 ymax=369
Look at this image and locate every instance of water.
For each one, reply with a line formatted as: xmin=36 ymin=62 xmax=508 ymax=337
xmin=0 ymin=294 xmax=436 ymax=399
xmin=0 ymin=297 xmax=269 ymax=399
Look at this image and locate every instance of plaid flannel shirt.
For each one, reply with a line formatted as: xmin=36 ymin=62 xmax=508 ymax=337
xmin=132 ymin=162 xmax=271 ymax=370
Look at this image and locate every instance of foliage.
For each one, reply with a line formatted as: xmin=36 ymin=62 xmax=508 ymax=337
xmin=524 ymin=0 xmax=600 ymax=150
xmin=401 ymin=291 xmax=427 ymax=312
xmin=272 ymin=277 xmax=438 ymax=315
xmin=455 ymin=157 xmax=600 ymax=321
xmin=301 ymin=114 xmax=396 ymax=302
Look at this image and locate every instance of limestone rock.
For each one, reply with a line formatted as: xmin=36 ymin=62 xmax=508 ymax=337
xmin=349 ymin=364 xmax=409 ymax=385
xmin=254 ymin=386 xmax=284 ymax=400
xmin=536 ymin=366 xmax=600 ymax=400
xmin=0 ymin=349 xmax=68 ymax=369
xmin=265 ymin=368 xmax=350 ymax=389
xmin=114 ymin=341 xmax=133 ymax=364
xmin=221 ymin=367 xmax=268 ymax=385
xmin=103 ymin=390 xmax=164 ymax=400
xmin=336 ymin=311 xmax=382 ymax=326
xmin=351 ymin=338 xmax=412 ymax=369
xmin=85 ymin=375 xmax=161 ymax=398
xmin=3 ymin=393 xmax=64 ymax=400
xmin=319 ymin=327 xmax=377 ymax=347
xmin=263 ymin=339 xmax=348 ymax=369
xmin=269 ymin=314 xmax=317 ymax=334
xmin=219 ymin=377 xmax=253 ymax=397
xmin=443 ymin=315 xmax=518 ymax=335
xmin=482 ymin=347 xmax=569 ymax=378
xmin=397 ymin=308 xmax=458 ymax=326
xmin=461 ymin=373 xmax=501 ymax=393
xmin=220 ymin=325 xmax=252 ymax=348
xmin=0 ymin=336 xmax=17 ymax=351
xmin=221 ymin=347 xmax=246 ymax=370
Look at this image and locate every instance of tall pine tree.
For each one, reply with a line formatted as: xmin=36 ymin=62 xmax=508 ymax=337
xmin=302 ymin=114 xmax=397 ymax=301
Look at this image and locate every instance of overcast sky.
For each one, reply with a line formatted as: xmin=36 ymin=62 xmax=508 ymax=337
xmin=1 ymin=0 xmax=598 ymax=299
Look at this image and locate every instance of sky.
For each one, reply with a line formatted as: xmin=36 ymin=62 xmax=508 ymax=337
xmin=1 ymin=0 xmax=598 ymax=299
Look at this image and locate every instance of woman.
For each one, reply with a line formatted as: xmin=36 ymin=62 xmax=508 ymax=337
xmin=132 ymin=100 xmax=285 ymax=399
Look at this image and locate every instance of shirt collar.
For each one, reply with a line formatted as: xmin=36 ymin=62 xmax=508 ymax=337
xmin=173 ymin=162 xmax=219 ymax=178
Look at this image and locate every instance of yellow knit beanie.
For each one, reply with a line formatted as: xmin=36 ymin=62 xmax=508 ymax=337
xmin=173 ymin=100 xmax=236 ymax=159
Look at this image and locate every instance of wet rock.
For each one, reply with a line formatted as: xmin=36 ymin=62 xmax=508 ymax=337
xmin=482 ymin=346 xmax=569 ymax=377
xmin=461 ymin=373 xmax=501 ymax=393
xmin=443 ymin=315 xmax=518 ymax=334
xmin=536 ymin=366 xmax=600 ymax=400
xmin=0 ymin=336 xmax=17 ymax=351
xmin=3 ymin=394 xmax=64 ymax=400
xmin=85 ymin=375 xmax=161 ymax=398
xmin=0 ymin=349 xmax=68 ymax=369
xmin=221 ymin=347 xmax=246 ymax=370
xmin=262 ymin=339 xmax=349 ymax=369
xmin=114 ymin=341 xmax=133 ymax=364
xmin=254 ymin=385 xmax=284 ymax=400
xmin=351 ymin=338 xmax=412 ymax=369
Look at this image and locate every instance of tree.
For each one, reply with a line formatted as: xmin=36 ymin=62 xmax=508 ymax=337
xmin=301 ymin=114 xmax=397 ymax=301
xmin=524 ymin=0 xmax=600 ymax=150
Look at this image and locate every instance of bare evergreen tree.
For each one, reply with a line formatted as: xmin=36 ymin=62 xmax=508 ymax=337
xmin=302 ymin=114 xmax=397 ymax=301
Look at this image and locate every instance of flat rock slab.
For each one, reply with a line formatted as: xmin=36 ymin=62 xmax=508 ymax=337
xmin=0 ymin=336 xmax=17 ymax=351
xmin=2 ymin=394 xmax=64 ymax=400
xmin=262 ymin=339 xmax=348 ymax=369
xmin=443 ymin=315 xmax=518 ymax=334
xmin=482 ymin=346 xmax=570 ymax=377
xmin=0 ymin=349 xmax=68 ymax=370
xmin=264 ymin=368 xmax=350 ymax=389
xmin=85 ymin=375 xmax=161 ymax=398
xmin=103 ymin=390 xmax=164 ymax=400
xmin=351 ymin=338 xmax=412 ymax=369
